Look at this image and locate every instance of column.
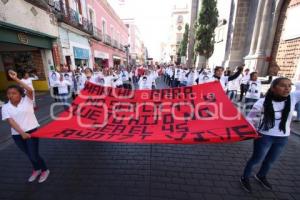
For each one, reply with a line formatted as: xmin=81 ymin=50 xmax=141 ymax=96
xmin=254 ymin=0 xmax=273 ymax=75
xmin=255 ymin=0 xmax=273 ymax=56
xmin=248 ymin=0 xmax=265 ymax=56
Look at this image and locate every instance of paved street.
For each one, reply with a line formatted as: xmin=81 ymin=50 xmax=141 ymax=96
xmin=1 ymin=79 xmax=300 ymax=200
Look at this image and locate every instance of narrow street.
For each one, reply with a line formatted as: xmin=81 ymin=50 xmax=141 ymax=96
xmin=1 ymin=78 xmax=300 ymax=200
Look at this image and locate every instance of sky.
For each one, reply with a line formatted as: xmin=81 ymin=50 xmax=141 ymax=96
xmin=108 ymin=0 xmax=191 ymax=60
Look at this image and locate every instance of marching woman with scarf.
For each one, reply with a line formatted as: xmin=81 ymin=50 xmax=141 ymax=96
xmin=240 ymin=77 xmax=300 ymax=192
xmin=2 ymin=70 xmax=50 ymax=183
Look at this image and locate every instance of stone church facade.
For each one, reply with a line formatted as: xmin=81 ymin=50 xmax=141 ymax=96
xmin=209 ymin=0 xmax=300 ymax=80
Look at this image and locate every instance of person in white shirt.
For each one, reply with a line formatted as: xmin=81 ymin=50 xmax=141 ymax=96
xmin=196 ymin=66 xmax=244 ymax=89
xmin=179 ymin=68 xmax=188 ymax=87
xmin=2 ymin=70 xmax=50 ymax=183
xmin=53 ymin=74 xmax=71 ymax=109
xmin=48 ymin=70 xmax=60 ymax=102
xmin=138 ymin=70 xmax=153 ymax=90
xmin=21 ymin=71 xmax=39 ymax=108
xmin=239 ymin=68 xmax=250 ymax=102
xmin=74 ymin=71 xmax=85 ymax=96
xmin=120 ymin=68 xmax=130 ymax=89
xmin=240 ymin=77 xmax=300 ymax=193
xmin=227 ymin=74 xmax=242 ymax=101
xmin=167 ymin=66 xmax=174 ymax=87
xmin=21 ymin=71 xmax=38 ymax=89
xmin=244 ymin=72 xmax=273 ymax=115
xmin=83 ymin=67 xmax=98 ymax=84
xmin=149 ymin=69 xmax=158 ymax=89
xmin=112 ymin=69 xmax=123 ymax=88
xmin=174 ymin=66 xmax=181 ymax=87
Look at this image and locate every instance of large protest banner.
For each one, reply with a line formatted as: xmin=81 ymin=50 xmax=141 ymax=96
xmin=32 ymin=81 xmax=258 ymax=144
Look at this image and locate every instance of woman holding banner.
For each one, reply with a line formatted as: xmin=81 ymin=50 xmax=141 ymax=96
xmin=240 ymin=77 xmax=300 ymax=192
xmin=1 ymin=70 xmax=50 ymax=183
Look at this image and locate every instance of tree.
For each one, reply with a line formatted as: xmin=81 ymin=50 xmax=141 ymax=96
xmin=179 ymin=23 xmax=189 ymax=57
xmin=194 ymin=0 xmax=218 ymax=65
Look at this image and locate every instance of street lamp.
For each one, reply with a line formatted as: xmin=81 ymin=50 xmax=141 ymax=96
xmin=124 ymin=44 xmax=130 ymax=69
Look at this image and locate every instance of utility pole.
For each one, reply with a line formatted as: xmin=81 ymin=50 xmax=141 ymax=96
xmin=186 ymin=0 xmax=200 ymax=69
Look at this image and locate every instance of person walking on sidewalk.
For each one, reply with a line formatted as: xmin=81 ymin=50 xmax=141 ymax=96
xmin=1 ymin=70 xmax=50 ymax=183
xmin=240 ymin=77 xmax=300 ymax=192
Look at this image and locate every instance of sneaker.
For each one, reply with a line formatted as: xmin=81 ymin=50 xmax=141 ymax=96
xmin=28 ymin=170 xmax=41 ymax=182
xmin=254 ymin=175 xmax=272 ymax=190
xmin=38 ymin=170 xmax=50 ymax=183
xmin=240 ymin=176 xmax=252 ymax=193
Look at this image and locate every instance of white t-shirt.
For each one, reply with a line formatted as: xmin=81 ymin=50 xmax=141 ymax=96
xmin=168 ymin=68 xmax=174 ymax=77
xmin=2 ymin=96 xmax=39 ymax=135
xmin=245 ymin=80 xmax=262 ymax=99
xmin=48 ymin=71 xmax=60 ymax=87
xmin=112 ymin=74 xmax=123 ymax=87
xmin=138 ymin=76 xmax=152 ymax=89
xmin=187 ymin=71 xmax=195 ymax=86
xmin=74 ymin=73 xmax=85 ymax=93
xmin=179 ymin=70 xmax=188 ymax=83
xmin=21 ymin=76 xmax=38 ymax=89
xmin=174 ymin=68 xmax=181 ymax=79
xmin=227 ymin=75 xmax=242 ymax=91
xmin=203 ymin=75 xmax=228 ymax=90
xmin=241 ymin=73 xmax=250 ymax=84
xmin=54 ymin=80 xmax=71 ymax=94
xmin=247 ymin=91 xmax=300 ymax=137
xmin=120 ymin=70 xmax=129 ymax=82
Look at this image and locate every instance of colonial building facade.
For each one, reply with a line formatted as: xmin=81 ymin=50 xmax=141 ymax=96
xmin=0 ymin=0 xmax=131 ymax=91
xmin=208 ymin=0 xmax=300 ymax=80
xmin=0 ymin=0 xmax=58 ymax=90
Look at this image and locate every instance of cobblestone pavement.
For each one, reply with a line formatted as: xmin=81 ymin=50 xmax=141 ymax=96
xmin=0 ymin=78 xmax=300 ymax=200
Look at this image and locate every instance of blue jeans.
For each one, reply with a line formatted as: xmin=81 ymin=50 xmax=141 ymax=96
xmin=243 ymin=134 xmax=288 ymax=178
xmin=59 ymin=93 xmax=69 ymax=110
xmin=227 ymin=90 xmax=237 ymax=100
xmin=12 ymin=129 xmax=48 ymax=171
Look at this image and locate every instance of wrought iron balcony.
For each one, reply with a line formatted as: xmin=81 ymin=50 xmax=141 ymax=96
xmin=92 ymin=26 xmax=102 ymax=41
xmin=104 ymin=34 xmax=111 ymax=45
xmin=54 ymin=0 xmax=93 ymax=35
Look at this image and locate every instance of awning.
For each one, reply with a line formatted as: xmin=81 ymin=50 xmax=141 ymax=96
xmin=73 ymin=47 xmax=89 ymax=59
xmin=94 ymin=50 xmax=109 ymax=59
xmin=0 ymin=22 xmax=55 ymax=49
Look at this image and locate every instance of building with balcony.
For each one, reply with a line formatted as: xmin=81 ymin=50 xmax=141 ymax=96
xmin=122 ymin=18 xmax=145 ymax=66
xmin=0 ymin=0 xmax=58 ymax=91
xmin=86 ymin=0 xmax=128 ymax=68
xmin=52 ymin=0 xmax=93 ymax=69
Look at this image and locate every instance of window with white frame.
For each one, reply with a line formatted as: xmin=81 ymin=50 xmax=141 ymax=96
xmin=88 ymin=8 xmax=96 ymax=25
xmin=111 ymin=26 xmax=114 ymax=40
xmin=102 ymin=19 xmax=107 ymax=34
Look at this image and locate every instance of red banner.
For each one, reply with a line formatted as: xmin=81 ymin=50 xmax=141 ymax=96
xmin=32 ymin=81 xmax=258 ymax=144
